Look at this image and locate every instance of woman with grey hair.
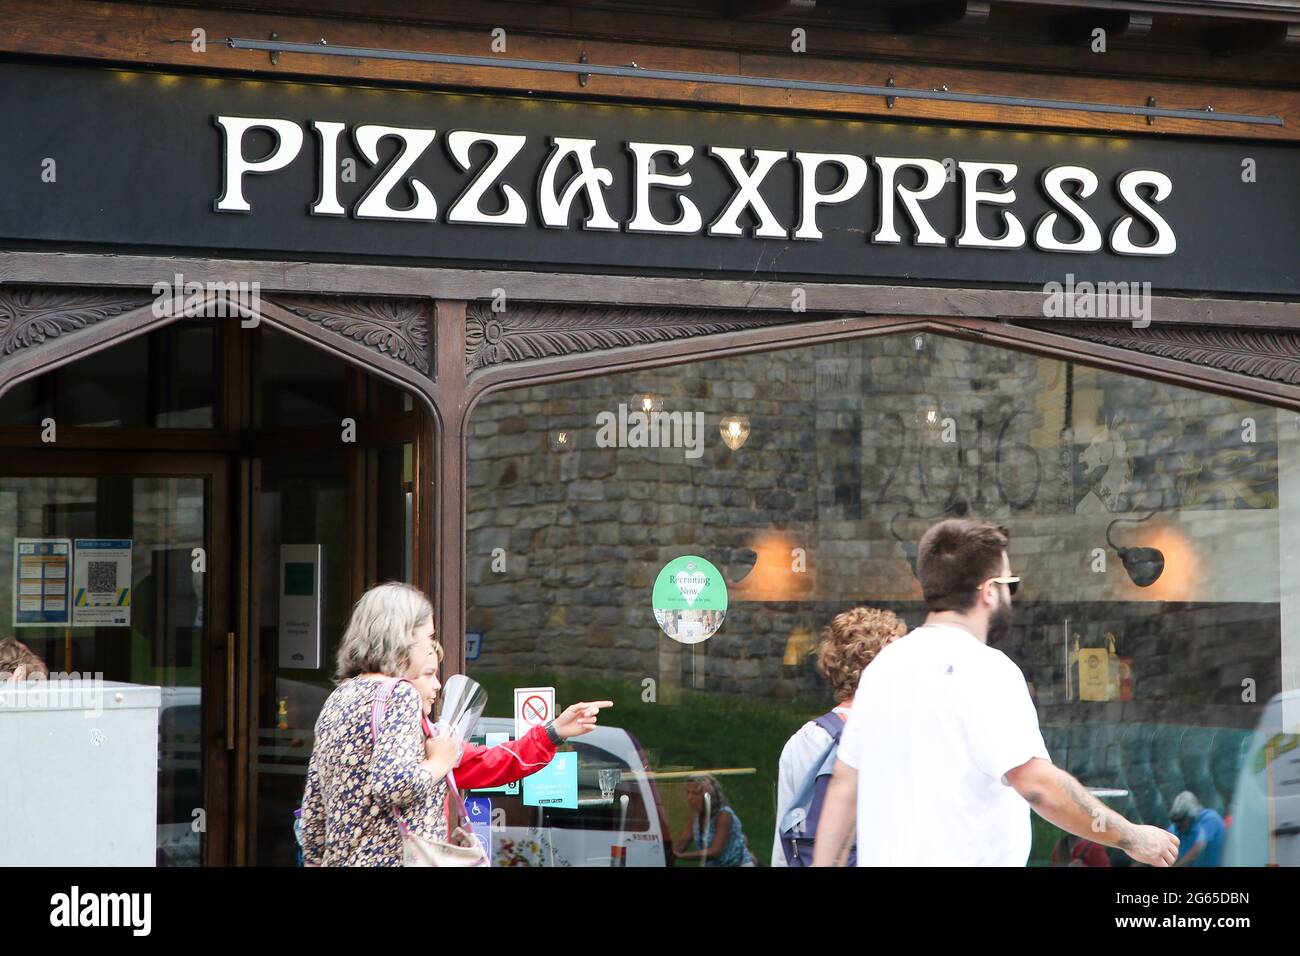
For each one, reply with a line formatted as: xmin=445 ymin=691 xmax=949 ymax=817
xmin=300 ymin=582 xmax=610 ymax=866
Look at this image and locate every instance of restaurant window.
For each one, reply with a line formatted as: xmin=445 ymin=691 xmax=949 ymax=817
xmin=0 ymin=323 xmax=216 ymax=429
xmin=466 ymin=331 xmax=1297 ymax=867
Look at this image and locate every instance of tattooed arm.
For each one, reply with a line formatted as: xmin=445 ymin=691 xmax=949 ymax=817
xmin=1005 ymin=757 xmax=1179 ymax=867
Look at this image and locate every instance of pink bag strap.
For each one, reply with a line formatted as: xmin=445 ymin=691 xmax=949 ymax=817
xmin=369 ymin=677 xmax=418 ymax=832
xmin=445 ymin=773 xmax=470 ymax=827
xmin=369 ymin=676 xmax=408 ymax=744
xmin=369 ymin=676 xmax=462 ymax=838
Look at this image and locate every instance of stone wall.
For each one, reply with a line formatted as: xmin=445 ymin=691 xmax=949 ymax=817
xmin=466 ymin=332 xmax=1284 ymax=723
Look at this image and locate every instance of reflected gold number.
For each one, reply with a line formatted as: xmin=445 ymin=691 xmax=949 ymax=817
xmin=873 ymin=412 xmax=907 ymax=504
xmin=996 ymin=408 xmax=1043 ymax=510
xmin=918 ymin=438 xmax=962 ymax=511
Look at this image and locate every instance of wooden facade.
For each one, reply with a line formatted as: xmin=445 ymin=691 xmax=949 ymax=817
xmin=0 ymin=0 xmax=1296 ymax=864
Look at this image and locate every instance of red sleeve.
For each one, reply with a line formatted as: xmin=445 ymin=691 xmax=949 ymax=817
xmin=453 ymin=725 xmax=558 ymax=791
xmin=1083 ymin=842 xmax=1111 ymax=867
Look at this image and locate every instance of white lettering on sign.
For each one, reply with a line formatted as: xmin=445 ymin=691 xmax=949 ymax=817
xmin=673 ymin=570 xmax=707 ymax=607
xmin=1035 ymin=165 xmax=1103 ymax=253
xmin=352 ymin=125 xmax=439 ymax=221
xmin=213 ymin=117 xmax=304 ymax=213
xmin=212 ymin=118 xmax=1179 ymax=257
xmin=955 ymin=161 xmax=1025 ymax=250
xmin=871 ymin=156 xmax=947 ymax=246
xmin=707 ymin=147 xmax=789 ymax=239
xmin=445 ymin=130 xmax=529 ymax=225
xmin=626 ymin=142 xmax=703 ymax=235
xmin=792 ymin=152 xmax=868 ymax=241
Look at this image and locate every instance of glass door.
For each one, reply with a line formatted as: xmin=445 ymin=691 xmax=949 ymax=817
xmin=245 ymin=328 xmax=426 ymax=865
xmin=0 ymin=451 xmax=232 ymax=865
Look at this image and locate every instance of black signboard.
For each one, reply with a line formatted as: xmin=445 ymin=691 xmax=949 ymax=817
xmin=0 ymin=60 xmax=1297 ymax=296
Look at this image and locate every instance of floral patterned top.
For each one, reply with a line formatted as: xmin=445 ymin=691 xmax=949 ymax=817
xmin=299 ymin=676 xmax=448 ymax=867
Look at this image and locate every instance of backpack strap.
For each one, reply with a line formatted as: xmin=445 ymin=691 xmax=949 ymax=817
xmin=813 ymin=709 xmax=846 ymax=743
xmin=812 ymin=710 xmax=847 ymax=778
xmin=779 ymin=714 xmax=843 ymax=836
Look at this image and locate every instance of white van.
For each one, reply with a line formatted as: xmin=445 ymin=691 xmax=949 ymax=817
xmin=464 ymin=717 xmax=672 ymax=867
xmin=1223 ymin=690 xmax=1300 ymax=867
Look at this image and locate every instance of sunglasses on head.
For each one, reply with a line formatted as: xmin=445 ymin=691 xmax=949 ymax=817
xmin=984 ymin=575 xmax=1020 ymax=596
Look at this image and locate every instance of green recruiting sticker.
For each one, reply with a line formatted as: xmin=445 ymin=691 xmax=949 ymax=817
xmin=651 ymin=555 xmax=728 ymax=645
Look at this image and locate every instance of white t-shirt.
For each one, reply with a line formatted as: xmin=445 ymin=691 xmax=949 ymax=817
xmin=837 ymin=622 xmax=1050 ymax=866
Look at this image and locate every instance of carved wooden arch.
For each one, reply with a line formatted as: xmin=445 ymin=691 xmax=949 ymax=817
xmin=0 ymin=285 xmax=440 ymax=415
xmin=458 ymin=300 xmax=1300 ymax=416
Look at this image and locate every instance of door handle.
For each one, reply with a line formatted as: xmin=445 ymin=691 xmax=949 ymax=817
xmin=226 ymin=631 xmax=236 ymax=751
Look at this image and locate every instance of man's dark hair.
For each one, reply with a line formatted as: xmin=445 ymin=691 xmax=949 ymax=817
xmin=916 ymin=519 xmax=1010 ymax=612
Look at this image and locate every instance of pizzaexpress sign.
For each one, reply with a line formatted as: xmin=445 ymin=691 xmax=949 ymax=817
xmin=2 ymin=62 xmax=1298 ymax=294
xmin=215 ymin=116 xmax=1176 ymax=259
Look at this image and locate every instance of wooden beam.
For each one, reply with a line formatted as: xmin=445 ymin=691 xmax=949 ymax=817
xmin=0 ymin=0 xmax=1293 ymax=138
xmin=96 ymin=0 xmax=1300 ymax=87
xmin=892 ymin=1 xmax=991 ymax=34
xmin=1 ymin=252 xmax=1296 ymax=331
xmin=432 ymin=299 xmax=468 ymax=680
xmin=0 ymin=0 xmax=1289 ymax=140
xmin=728 ymin=0 xmax=816 ymax=18
xmin=1209 ymin=19 xmax=1300 ymax=54
xmin=1004 ymin=0 xmax=1300 ymax=25
xmin=1056 ymin=9 xmax=1154 ymax=45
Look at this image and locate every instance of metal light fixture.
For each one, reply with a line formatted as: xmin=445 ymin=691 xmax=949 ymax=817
xmin=889 ymin=505 xmax=968 ymax=581
xmin=1106 ymin=507 xmax=1165 ymax=587
xmin=719 ymin=414 xmax=751 ymax=451
xmin=914 ymin=395 xmax=945 ymax=434
xmin=548 ymin=429 xmax=575 ymax=452
xmin=632 ymin=392 xmax=663 ymax=414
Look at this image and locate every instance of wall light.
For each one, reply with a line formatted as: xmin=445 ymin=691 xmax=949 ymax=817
xmin=915 ymin=395 xmax=946 ymax=434
xmin=719 ymin=414 xmax=751 ymax=451
xmin=632 ymin=392 xmax=663 ymax=414
xmin=1106 ymin=507 xmax=1165 ymax=587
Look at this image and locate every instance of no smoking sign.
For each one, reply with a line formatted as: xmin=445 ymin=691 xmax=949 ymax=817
xmin=513 ymin=686 xmax=555 ymax=742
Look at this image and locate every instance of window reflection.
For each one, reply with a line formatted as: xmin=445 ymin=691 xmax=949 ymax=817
xmin=0 ymin=325 xmax=215 ymax=429
xmin=466 ymin=333 xmax=1295 ymax=866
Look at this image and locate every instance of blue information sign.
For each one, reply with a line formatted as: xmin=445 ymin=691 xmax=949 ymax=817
xmin=522 ymin=751 xmax=579 ymax=810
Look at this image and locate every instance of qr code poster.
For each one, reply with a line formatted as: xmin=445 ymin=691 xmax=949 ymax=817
xmin=72 ymin=539 xmax=133 ymax=628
